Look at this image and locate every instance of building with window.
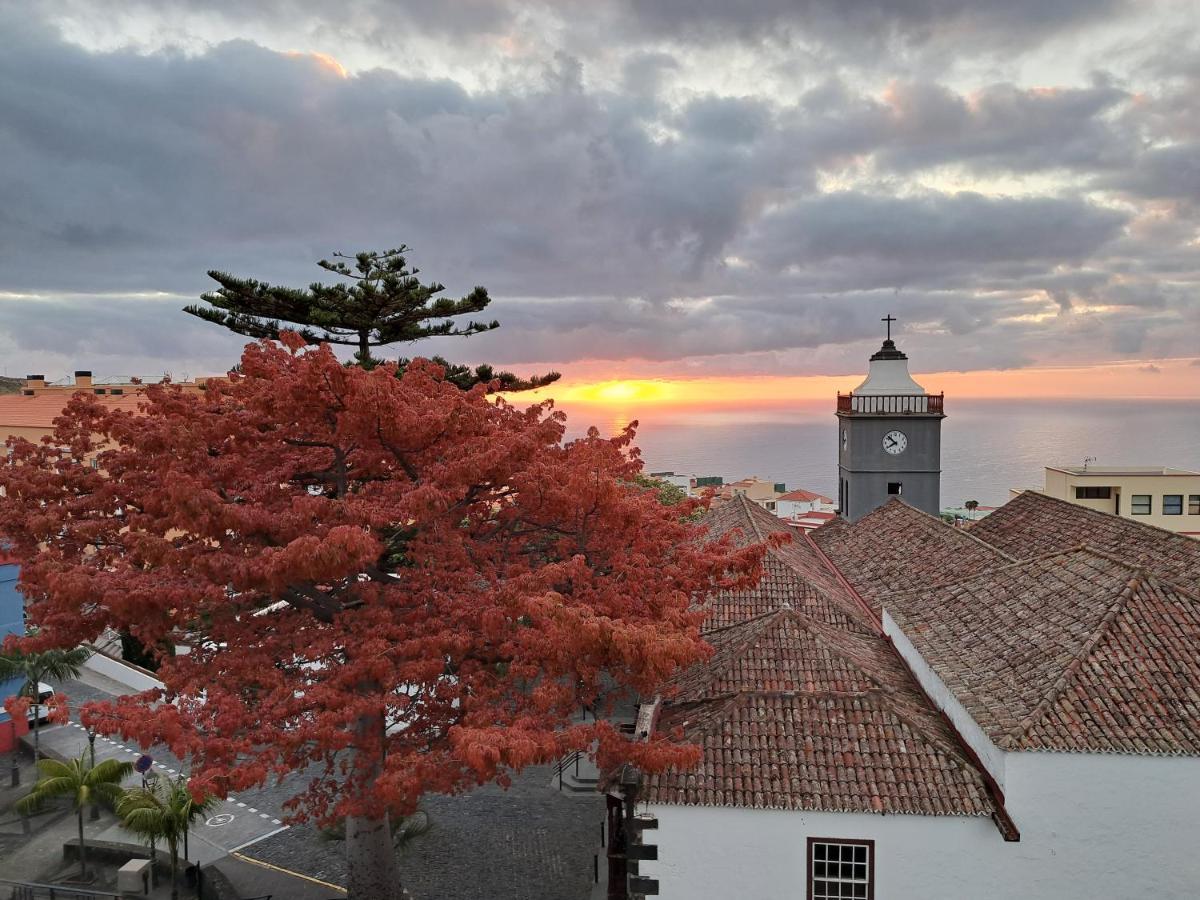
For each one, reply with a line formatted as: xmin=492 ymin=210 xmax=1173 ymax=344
xmin=1035 ymin=465 xmax=1200 ymax=538
xmin=606 ymin=490 xmax=1200 ymax=899
xmin=0 ymin=371 xmax=214 ymax=458
xmin=774 ymin=488 xmax=836 ymax=520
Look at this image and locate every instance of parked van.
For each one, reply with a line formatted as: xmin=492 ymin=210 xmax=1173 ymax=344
xmin=26 ymin=682 xmax=54 ymax=725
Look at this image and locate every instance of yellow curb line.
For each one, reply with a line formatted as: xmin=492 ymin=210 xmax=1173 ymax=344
xmin=231 ymin=851 xmax=348 ymax=894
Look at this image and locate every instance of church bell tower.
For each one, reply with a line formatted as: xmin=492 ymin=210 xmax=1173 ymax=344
xmin=836 ymin=316 xmax=944 ymax=522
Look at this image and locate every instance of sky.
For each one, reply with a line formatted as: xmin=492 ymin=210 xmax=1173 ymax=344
xmin=2 ymin=0 xmax=1199 ymax=404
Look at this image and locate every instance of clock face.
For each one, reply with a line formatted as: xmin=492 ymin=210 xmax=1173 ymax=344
xmin=882 ymin=430 xmax=908 ymax=455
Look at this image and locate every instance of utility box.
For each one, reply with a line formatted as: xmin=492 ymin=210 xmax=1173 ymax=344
xmin=118 ymin=858 xmax=150 ymax=896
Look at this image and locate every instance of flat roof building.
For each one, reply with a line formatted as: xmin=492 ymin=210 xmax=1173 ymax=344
xmin=1036 ymin=464 xmax=1200 ymax=538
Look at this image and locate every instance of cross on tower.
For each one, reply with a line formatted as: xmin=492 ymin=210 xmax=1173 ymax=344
xmin=882 ymin=314 xmax=897 ymax=341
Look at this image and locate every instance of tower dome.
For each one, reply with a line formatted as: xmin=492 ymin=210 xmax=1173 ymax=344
xmin=853 ymin=338 xmax=927 ymax=395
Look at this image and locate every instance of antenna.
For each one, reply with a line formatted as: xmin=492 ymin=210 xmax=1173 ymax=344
xmin=1083 ymin=456 xmax=1096 ymax=471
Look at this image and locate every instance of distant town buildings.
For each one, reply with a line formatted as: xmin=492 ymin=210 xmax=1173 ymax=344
xmin=648 ymin=471 xmax=835 ymax=529
xmin=1025 ymin=465 xmax=1200 ymax=538
xmin=0 ymin=371 xmax=214 ymax=456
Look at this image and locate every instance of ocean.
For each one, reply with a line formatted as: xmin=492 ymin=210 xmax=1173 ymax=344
xmin=564 ymin=398 xmax=1200 ymax=509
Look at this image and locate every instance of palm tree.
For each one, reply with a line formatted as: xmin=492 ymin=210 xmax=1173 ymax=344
xmin=964 ymin=499 xmax=979 ymax=520
xmin=0 ymin=636 xmax=91 ymax=761
xmin=117 ymin=775 xmax=218 ymax=899
xmin=16 ymin=753 xmax=133 ymax=880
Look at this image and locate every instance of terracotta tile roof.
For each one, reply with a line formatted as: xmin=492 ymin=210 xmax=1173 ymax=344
xmin=643 ymin=607 xmax=996 ymax=816
xmin=0 ymin=393 xmax=144 ymax=430
xmin=884 ymin=547 xmax=1200 ymax=755
xmin=970 ymin=490 xmax=1200 ymax=594
xmin=778 ymin=488 xmax=832 ymax=503
xmin=699 ymin=496 xmax=875 ymax=634
xmin=811 ymin=499 xmax=1014 ymax=608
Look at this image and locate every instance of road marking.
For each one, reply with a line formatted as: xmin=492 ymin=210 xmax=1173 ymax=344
xmin=259 ymin=812 xmax=270 ymax=819
xmin=236 ymin=802 xmax=246 ymax=808
xmin=205 ymin=813 xmax=236 ymax=827
xmin=230 ymin=851 xmax=342 ymax=892
xmin=271 ymin=818 xmax=282 ymax=825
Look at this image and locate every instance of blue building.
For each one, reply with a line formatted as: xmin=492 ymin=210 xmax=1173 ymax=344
xmin=0 ymin=557 xmax=26 ymax=750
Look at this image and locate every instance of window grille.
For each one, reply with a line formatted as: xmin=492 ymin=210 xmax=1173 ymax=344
xmin=809 ymin=839 xmax=873 ymax=900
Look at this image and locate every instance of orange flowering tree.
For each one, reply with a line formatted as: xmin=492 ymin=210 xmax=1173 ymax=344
xmin=0 ymin=335 xmax=760 ymax=899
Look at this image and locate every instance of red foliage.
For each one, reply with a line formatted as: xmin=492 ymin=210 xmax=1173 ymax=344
xmin=0 ymin=337 xmax=761 ymax=823
xmin=4 ymin=694 xmax=30 ymax=721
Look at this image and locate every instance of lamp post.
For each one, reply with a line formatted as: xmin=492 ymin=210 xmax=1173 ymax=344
xmin=87 ymin=728 xmax=99 ymax=820
xmin=135 ymin=756 xmax=158 ymax=888
xmin=8 ymin=720 xmax=17 ymax=787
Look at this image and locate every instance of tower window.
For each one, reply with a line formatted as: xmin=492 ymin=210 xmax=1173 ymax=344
xmin=1189 ymin=495 xmax=1200 ymax=516
xmin=887 ymin=482 xmax=902 ymax=496
xmin=1131 ymin=495 xmax=1151 ymax=515
xmin=1163 ymin=495 xmax=1183 ymax=515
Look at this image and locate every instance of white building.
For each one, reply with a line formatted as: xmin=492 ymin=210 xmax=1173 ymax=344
xmin=607 ymin=492 xmax=1200 ymax=899
xmin=773 ymin=487 xmax=836 ymax=520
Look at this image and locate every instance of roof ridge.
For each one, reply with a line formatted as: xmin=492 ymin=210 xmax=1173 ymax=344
xmin=738 ymin=492 xmax=769 ymax=543
xmin=859 ymin=497 xmax=1020 ymax=563
xmin=1000 ymin=490 xmax=1200 ymax=552
xmin=801 ymin=529 xmax=883 ymax=630
xmin=1001 ymin=568 xmax=1146 ymax=749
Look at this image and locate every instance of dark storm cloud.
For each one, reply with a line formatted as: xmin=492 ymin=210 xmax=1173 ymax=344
xmin=2 ymin=4 xmax=1199 ymax=378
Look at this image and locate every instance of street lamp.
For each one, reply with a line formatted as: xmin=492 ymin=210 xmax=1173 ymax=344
xmin=8 ymin=720 xmax=17 ymax=787
xmin=87 ymin=727 xmax=99 ymax=820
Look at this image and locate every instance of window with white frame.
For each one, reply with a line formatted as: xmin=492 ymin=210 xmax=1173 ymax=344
xmin=808 ymin=838 xmax=874 ymax=900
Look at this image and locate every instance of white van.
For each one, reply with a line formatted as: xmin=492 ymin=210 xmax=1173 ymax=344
xmin=26 ymin=682 xmax=54 ymax=725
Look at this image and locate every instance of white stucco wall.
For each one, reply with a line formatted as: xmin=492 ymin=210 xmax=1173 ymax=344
xmin=83 ymin=648 xmax=164 ymax=693
xmin=641 ymin=754 xmax=1200 ymax=899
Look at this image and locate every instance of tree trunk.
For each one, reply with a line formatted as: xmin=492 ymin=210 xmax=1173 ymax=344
xmin=170 ymin=841 xmax=180 ymax=900
xmin=32 ymin=704 xmax=40 ymax=763
xmin=77 ymin=807 xmax=87 ymax=879
xmin=357 ymin=331 xmax=371 ymax=366
xmin=345 ymin=708 xmax=403 ymax=900
xmin=346 ymin=813 xmax=403 ymax=900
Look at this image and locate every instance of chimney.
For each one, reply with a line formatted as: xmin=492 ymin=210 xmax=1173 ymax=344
xmin=74 ymin=370 xmax=93 ymax=389
xmin=24 ymin=374 xmax=45 ymax=393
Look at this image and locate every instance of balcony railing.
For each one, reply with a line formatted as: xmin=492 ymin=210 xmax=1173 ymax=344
xmin=837 ymin=392 xmax=944 ymax=414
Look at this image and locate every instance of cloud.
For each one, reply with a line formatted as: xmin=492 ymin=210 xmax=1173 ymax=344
xmin=0 ymin=4 xmax=1198 ymax=384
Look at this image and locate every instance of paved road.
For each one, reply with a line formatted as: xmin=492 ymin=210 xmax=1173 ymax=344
xmin=40 ymin=675 xmax=291 ymax=860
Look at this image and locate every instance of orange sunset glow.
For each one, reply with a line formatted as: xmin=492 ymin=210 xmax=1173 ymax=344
xmin=538 ymin=357 xmax=1200 ymax=413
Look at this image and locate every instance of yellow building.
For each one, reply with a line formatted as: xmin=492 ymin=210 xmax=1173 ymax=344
xmin=1040 ymin=465 xmax=1200 ymax=538
xmin=15 ymin=371 xmax=212 ymax=397
xmin=1 ymin=371 xmax=213 ymax=455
